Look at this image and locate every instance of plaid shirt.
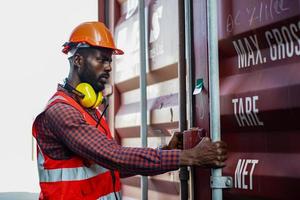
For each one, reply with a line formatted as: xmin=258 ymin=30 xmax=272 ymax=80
xmin=34 ymin=86 xmax=181 ymax=177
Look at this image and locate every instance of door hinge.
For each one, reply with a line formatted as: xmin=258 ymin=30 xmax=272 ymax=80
xmin=210 ymin=176 xmax=233 ymax=189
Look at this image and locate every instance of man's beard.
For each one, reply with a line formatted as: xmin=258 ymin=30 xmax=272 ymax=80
xmin=91 ymin=80 xmax=105 ymax=93
xmin=78 ymin=66 xmax=105 ymax=93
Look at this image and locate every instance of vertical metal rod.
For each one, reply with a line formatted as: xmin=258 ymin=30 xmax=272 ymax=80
xmin=139 ymin=0 xmax=148 ymax=199
xmin=178 ymin=0 xmax=188 ymax=200
xmin=207 ymin=0 xmax=222 ymax=200
xmin=185 ymin=0 xmax=194 ymax=134
xmin=103 ymin=0 xmax=110 ymax=120
xmin=104 ymin=0 xmax=110 ymax=27
xmin=184 ymin=0 xmax=194 ymax=199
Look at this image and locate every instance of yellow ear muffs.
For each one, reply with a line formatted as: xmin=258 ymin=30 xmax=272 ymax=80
xmin=75 ymin=83 xmax=103 ymax=108
xmin=92 ymin=91 xmax=103 ymax=109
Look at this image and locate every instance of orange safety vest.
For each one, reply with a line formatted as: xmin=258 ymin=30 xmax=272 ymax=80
xmin=32 ymin=91 xmax=121 ymax=200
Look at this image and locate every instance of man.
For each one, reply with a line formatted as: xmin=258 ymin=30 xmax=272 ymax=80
xmin=32 ymin=22 xmax=227 ymax=200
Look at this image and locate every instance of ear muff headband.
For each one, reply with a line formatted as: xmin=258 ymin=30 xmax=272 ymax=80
xmin=75 ymin=83 xmax=103 ymax=108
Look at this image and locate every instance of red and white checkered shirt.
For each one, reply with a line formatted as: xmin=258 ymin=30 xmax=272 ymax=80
xmin=34 ymin=86 xmax=181 ymax=177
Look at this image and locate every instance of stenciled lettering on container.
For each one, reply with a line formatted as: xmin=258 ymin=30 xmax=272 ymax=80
xmin=232 ymin=20 xmax=300 ymax=68
xmin=265 ymin=21 xmax=300 ymax=61
xmin=150 ymin=4 xmax=164 ymax=59
xmin=235 ymin=159 xmax=259 ymax=190
xmin=232 ymin=96 xmax=264 ymax=127
xmin=233 ymin=34 xmax=265 ymax=68
xmin=126 ymin=0 xmax=138 ymax=19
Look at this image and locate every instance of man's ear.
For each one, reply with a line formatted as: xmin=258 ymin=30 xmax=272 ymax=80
xmin=73 ymin=54 xmax=83 ymax=68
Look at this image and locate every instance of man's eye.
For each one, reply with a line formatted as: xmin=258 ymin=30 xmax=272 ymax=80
xmin=97 ymin=58 xmax=112 ymax=64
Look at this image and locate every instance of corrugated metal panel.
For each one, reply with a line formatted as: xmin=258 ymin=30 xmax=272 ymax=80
xmin=113 ymin=0 xmax=180 ymax=199
xmin=220 ymin=0 xmax=300 ymax=199
xmin=192 ymin=0 xmax=300 ymax=199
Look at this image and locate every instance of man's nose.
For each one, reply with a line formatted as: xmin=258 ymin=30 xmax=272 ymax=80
xmin=103 ymin=63 xmax=112 ymax=72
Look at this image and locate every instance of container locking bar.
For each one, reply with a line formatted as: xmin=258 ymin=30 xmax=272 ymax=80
xmin=210 ymin=176 xmax=233 ymax=189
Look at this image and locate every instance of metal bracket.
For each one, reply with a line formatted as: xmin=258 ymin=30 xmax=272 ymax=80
xmin=210 ymin=176 xmax=233 ymax=189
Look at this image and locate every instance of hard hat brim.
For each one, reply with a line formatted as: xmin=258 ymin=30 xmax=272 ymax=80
xmin=113 ymin=48 xmax=124 ymax=55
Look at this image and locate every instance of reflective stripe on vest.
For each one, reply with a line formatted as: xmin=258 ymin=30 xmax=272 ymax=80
xmin=98 ymin=191 xmax=122 ymax=200
xmin=38 ymin=152 xmax=109 ymax=182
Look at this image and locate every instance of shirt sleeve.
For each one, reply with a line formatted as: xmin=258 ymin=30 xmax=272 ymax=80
xmin=44 ymin=103 xmax=181 ymax=176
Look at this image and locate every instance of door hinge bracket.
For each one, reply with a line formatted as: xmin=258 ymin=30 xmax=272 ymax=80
xmin=210 ymin=176 xmax=233 ymax=189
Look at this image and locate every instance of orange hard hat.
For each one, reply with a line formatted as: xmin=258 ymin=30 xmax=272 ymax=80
xmin=62 ymin=21 xmax=124 ymax=55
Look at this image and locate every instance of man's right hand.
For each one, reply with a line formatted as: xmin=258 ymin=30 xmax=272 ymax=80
xmin=179 ymin=137 xmax=227 ymax=168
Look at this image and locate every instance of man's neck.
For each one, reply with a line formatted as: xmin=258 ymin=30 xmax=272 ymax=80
xmin=67 ymin=73 xmax=81 ymax=88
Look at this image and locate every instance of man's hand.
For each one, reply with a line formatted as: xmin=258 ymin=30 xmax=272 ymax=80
xmin=161 ymin=132 xmax=183 ymax=150
xmin=179 ymin=137 xmax=227 ymax=168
